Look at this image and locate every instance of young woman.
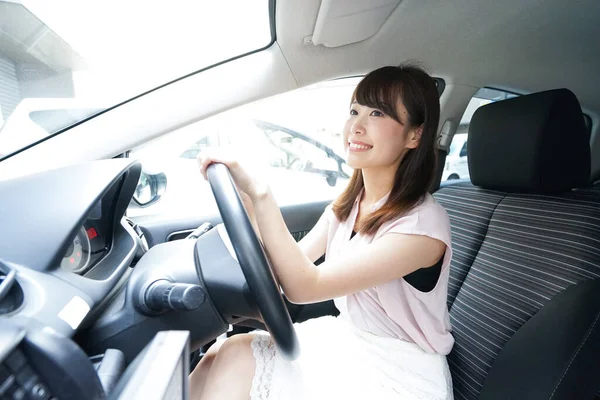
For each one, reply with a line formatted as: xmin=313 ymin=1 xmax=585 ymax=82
xmin=191 ymin=64 xmax=454 ymax=399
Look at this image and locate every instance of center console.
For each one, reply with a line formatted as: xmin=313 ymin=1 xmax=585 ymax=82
xmin=0 ymin=321 xmax=190 ymax=400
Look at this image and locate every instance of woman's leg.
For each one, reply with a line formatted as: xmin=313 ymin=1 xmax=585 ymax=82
xmin=190 ymin=334 xmax=257 ymax=400
xmin=189 ymin=339 xmax=226 ymax=397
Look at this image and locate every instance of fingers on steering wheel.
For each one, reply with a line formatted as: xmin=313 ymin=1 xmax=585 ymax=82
xmin=197 ymin=155 xmax=218 ymax=181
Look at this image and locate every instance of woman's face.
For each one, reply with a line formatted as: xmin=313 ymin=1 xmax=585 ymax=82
xmin=342 ymin=99 xmax=421 ymax=170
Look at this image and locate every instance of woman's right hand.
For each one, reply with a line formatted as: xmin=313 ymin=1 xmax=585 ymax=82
xmin=197 ymin=151 xmax=269 ymax=202
xmin=198 ymin=151 xmax=265 ymax=239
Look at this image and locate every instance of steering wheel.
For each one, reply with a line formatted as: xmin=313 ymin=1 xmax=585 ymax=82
xmin=206 ymin=163 xmax=300 ymax=360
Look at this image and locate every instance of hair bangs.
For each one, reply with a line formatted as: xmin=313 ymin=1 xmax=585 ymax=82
xmin=353 ymin=67 xmax=404 ymax=124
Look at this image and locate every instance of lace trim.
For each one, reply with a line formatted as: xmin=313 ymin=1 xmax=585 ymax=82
xmin=250 ymin=334 xmax=277 ymax=400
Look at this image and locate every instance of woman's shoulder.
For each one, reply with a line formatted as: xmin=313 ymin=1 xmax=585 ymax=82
xmin=418 ymin=193 xmax=450 ymax=221
xmin=376 ymin=194 xmax=451 ymax=240
xmin=323 ymin=203 xmax=337 ymax=223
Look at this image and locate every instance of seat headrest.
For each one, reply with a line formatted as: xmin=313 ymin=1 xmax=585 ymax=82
xmin=468 ymin=89 xmax=590 ymax=193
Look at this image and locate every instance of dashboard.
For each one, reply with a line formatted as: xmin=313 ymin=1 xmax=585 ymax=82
xmin=0 ymin=159 xmax=236 ymax=399
xmin=0 ymin=159 xmax=147 ymax=399
xmin=0 ymin=159 xmax=142 ymax=335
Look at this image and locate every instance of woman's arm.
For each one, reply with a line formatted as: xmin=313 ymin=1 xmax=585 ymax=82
xmin=243 ymin=189 xmax=329 ymax=263
xmin=296 ymin=209 xmax=329 ymax=263
xmin=252 ymin=188 xmax=445 ymax=304
xmin=198 ymin=156 xmax=445 ymax=305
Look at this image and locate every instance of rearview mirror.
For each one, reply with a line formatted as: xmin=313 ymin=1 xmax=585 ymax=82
xmin=325 ymin=172 xmax=338 ymax=187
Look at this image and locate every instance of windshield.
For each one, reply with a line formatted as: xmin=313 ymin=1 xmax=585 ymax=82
xmin=0 ymin=0 xmax=272 ymax=159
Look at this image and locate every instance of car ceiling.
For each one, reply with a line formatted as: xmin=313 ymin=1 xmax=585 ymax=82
xmin=277 ymin=0 xmax=600 ymax=116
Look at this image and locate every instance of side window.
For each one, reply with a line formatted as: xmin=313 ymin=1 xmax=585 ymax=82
xmin=459 ymin=141 xmax=467 ymax=158
xmin=444 ymin=88 xmax=518 ymax=181
xmin=180 ymin=136 xmax=210 ymax=159
xmin=128 ymin=78 xmax=361 ymax=217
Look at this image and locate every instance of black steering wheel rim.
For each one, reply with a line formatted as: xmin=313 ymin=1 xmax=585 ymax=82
xmin=206 ymin=163 xmax=299 ymax=360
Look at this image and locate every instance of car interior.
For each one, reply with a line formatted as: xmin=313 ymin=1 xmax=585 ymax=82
xmin=1 ymin=0 xmax=599 ymax=399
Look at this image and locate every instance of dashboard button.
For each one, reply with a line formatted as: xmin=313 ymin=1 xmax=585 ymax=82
xmin=30 ymin=383 xmax=51 ymax=400
xmin=4 ymin=381 xmax=26 ymax=400
xmin=5 ymin=350 xmax=26 ymax=372
xmin=0 ymin=374 xmax=15 ymax=395
xmin=15 ymin=366 xmax=35 ymax=386
xmin=0 ymin=365 xmax=11 ymax=384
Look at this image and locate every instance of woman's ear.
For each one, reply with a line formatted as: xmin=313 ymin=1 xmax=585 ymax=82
xmin=406 ymin=125 xmax=423 ymax=149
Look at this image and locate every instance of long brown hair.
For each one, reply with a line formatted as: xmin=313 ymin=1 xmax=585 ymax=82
xmin=332 ymin=63 xmax=440 ymax=235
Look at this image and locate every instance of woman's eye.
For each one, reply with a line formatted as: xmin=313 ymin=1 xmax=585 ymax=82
xmin=350 ymin=109 xmax=358 ymax=115
xmin=371 ymin=110 xmax=384 ymax=117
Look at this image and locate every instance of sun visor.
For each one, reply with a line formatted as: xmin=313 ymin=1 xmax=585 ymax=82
xmin=312 ymin=0 xmax=401 ymax=47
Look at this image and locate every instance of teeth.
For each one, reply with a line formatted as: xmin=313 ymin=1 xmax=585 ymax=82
xmin=349 ymin=142 xmax=372 ymax=150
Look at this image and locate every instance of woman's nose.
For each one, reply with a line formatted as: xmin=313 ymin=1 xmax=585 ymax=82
xmin=351 ymin=116 xmax=365 ymax=135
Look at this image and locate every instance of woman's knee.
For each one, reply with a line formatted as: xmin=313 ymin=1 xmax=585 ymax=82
xmin=191 ymin=333 xmax=255 ymax=379
xmin=204 ymin=338 xmax=226 ymax=359
xmin=214 ymin=333 xmax=255 ymax=363
xmin=194 ymin=334 xmax=257 ymax=399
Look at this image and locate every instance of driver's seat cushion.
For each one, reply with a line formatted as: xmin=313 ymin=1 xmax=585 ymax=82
xmin=432 ymin=89 xmax=600 ymax=400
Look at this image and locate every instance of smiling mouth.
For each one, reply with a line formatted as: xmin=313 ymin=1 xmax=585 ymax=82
xmin=349 ymin=142 xmax=373 ymax=150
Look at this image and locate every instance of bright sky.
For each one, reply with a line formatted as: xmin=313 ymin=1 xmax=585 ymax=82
xmin=22 ymin=0 xmax=271 ymax=100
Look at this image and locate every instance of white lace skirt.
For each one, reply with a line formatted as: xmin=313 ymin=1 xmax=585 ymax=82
xmin=249 ymin=316 xmax=453 ymax=400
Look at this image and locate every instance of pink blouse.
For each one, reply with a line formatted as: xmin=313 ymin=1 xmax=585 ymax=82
xmin=324 ymin=192 xmax=454 ymax=355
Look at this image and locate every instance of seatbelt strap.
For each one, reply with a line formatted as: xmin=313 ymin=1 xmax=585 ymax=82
xmin=431 ymin=148 xmax=448 ymax=193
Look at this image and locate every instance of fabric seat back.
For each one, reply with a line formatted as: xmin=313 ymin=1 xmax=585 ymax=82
xmin=433 ymin=89 xmax=600 ymax=399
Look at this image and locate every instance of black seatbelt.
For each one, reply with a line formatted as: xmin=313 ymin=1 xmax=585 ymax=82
xmin=431 ymin=148 xmax=448 ymax=193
